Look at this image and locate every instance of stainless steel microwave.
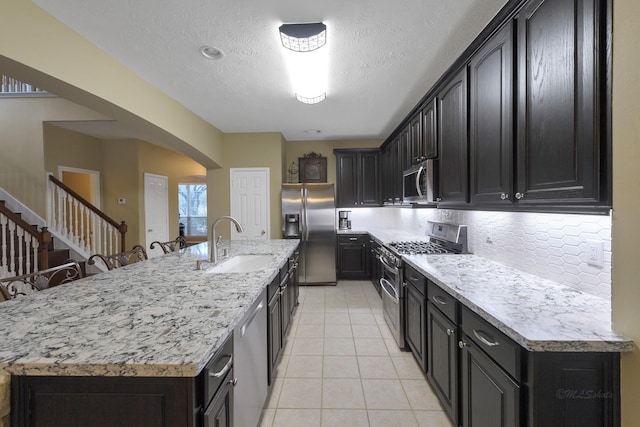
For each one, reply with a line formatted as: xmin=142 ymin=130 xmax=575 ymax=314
xmin=403 ymin=159 xmax=437 ymax=203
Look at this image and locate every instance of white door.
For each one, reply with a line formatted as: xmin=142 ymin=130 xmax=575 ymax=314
xmin=230 ymin=168 xmax=270 ymax=240
xmin=144 ymin=173 xmax=169 ymax=258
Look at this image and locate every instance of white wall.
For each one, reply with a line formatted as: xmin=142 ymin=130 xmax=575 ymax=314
xmin=348 ymin=207 xmax=612 ymax=299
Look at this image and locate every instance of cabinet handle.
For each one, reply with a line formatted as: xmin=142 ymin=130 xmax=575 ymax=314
xmin=458 ymin=341 xmax=467 ymax=349
xmin=446 ymin=328 xmax=454 ymax=336
xmin=500 ymin=193 xmax=509 ymax=200
xmin=473 ymin=329 xmax=500 ymax=347
xmin=432 ymin=295 xmax=448 ymax=305
xmin=515 ymin=192 xmax=524 ymax=200
xmin=349 ymin=237 xmax=358 ymax=241
xmin=436 ymin=197 xmax=442 ymax=202
xmin=229 ymin=377 xmax=238 ymax=386
xmin=210 ymin=355 xmax=233 ymax=378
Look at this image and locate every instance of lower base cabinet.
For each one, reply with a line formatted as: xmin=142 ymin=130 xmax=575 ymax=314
xmin=337 ymin=234 xmax=370 ymax=280
xmin=460 ymin=337 xmax=520 ymax=427
xmin=11 ymin=333 xmax=235 ymax=427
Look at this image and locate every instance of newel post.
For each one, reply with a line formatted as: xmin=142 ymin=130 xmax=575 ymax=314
xmin=119 ymin=221 xmax=127 ymax=252
xmin=39 ymin=226 xmax=52 ymax=270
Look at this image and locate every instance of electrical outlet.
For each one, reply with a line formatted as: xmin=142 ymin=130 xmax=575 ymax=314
xmin=586 ymin=240 xmax=604 ymax=268
xmin=117 ymin=197 xmax=126 ymax=205
xmin=486 ymin=226 xmax=495 ymax=243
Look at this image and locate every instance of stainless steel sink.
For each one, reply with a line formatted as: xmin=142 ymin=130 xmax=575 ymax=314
xmin=205 ymin=254 xmax=275 ymax=273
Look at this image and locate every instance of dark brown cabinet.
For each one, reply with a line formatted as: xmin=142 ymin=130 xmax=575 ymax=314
xmin=404 ymin=265 xmax=427 ymax=371
xmin=267 ymin=275 xmax=282 ymax=386
xmin=460 ymin=338 xmax=520 ymax=427
xmin=515 ymin=0 xmax=603 ymax=205
xmin=437 ymin=68 xmax=469 ymax=205
xmin=337 ymin=234 xmax=369 ymax=280
xmin=11 ymin=333 xmax=236 ymax=427
xmin=426 ymin=281 xmax=459 ymax=424
xmin=381 ymin=138 xmax=402 ymax=204
xmin=420 ymin=99 xmax=438 ymax=160
xmin=469 ymin=21 xmax=514 ymax=205
xmin=335 ymin=149 xmax=381 ymax=207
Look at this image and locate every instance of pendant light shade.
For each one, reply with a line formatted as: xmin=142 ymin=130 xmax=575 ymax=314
xmin=279 ymin=23 xmax=327 ymax=52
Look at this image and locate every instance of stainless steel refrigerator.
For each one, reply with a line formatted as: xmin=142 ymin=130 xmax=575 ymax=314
xmin=282 ymin=183 xmax=336 ymax=285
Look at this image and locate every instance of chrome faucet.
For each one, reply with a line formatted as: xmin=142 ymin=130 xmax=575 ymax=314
xmin=210 ymin=216 xmax=244 ymax=263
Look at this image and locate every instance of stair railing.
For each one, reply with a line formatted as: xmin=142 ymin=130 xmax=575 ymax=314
xmin=46 ymin=175 xmax=127 ymax=257
xmin=0 ymin=201 xmax=51 ymax=278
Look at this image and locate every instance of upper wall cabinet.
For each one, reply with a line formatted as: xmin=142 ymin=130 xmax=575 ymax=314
xmin=515 ymin=0 xmax=604 ymax=206
xmin=437 ymin=68 xmax=469 ymax=206
xmin=421 ymin=99 xmax=438 ymax=161
xmin=335 ymin=149 xmax=382 ymax=207
xmin=469 ymin=21 xmax=514 ymax=206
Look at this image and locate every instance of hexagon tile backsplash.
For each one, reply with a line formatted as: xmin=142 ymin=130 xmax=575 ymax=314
xmin=351 ymin=208 xmax=612 ymax=299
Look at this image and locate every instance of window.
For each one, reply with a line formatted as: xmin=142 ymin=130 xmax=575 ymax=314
xmin=178 ymin=184 xmax=207 ymax=236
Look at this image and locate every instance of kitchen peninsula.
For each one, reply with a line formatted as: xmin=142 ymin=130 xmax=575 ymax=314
xmin=0 ymin=239 xmax=299 ymax=427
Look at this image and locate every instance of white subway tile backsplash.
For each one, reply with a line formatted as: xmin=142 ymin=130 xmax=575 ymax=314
xmin=347 ymin=207 xmax=612 ymax=300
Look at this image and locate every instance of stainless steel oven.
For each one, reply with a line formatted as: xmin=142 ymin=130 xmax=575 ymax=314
xmin=377 ymin=247 xmax=405 ymax=349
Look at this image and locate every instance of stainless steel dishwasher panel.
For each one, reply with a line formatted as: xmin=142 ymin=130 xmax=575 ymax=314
xmin=233 ymin=289 xmax=268 ymax=427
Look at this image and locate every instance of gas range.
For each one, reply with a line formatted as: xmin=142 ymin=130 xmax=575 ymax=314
xmin=383 ymin=222 xmax=469 ymax=257
xmin=387 ymin=240 xmax=455 ymax=255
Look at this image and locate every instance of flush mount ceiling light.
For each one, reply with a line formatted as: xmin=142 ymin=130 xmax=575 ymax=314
xmin=279 ymin=22 xmax=329 ymax=105
xmin=279 ymin=23 xmax=326 ymax=52
xmin=296 ymin=93 xmax=326 ymax=105
xmin=199 ymin=45 xmax=225 ymax=60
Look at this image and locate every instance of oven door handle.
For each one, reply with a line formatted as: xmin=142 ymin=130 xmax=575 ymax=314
xmin=379 ymin=278 xmax=399 ymax=304
xmin=379 ymin=256 xmax=399 ymax=275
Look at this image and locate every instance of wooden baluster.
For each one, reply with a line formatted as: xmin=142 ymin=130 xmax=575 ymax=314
xmin=56 ymin=186 xmax=63 ymax=235
xmin=16 ymin=227 xmax=24 ymax=276
xmin=8 ymin=220 xmax=16 ymax=276
xmin=24 ymin=233 xmax=33 ymax=274
xmin=72 ymin=198 xmax=79 ymax=244
xmin=79 ymin=204 xmax=86 ymax=251
xmin=0 ymin=213 xmax=7 ymax=275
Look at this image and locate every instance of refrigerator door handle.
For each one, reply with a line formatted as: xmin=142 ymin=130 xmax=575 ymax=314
xmin=303 ymin=188 xmax=310 ymax=241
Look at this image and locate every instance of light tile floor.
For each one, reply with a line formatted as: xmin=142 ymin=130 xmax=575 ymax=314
xmin=259 ymin=280 xmax=454 ymax=427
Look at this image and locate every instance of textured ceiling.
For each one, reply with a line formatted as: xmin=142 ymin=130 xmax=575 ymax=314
xmin=33 ymin=0 xmax=508 ymax=142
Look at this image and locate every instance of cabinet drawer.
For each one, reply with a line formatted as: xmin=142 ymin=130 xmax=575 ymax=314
xmin=203 ymin=333 xmax=234 ymax=406
xmin=461 ymin=307 xmax=521 ymax=381
xmin=427 ymin=280 xmax=457 ymax=322
xmin=279 ymin=262 xmax=289 ymax=285
xmin=338 ymin=234 xmax=367 ymax=244
xmin=404 ymin=264 xmax=426 ymax=295
xmin=267 ymin=275 xmax=280 ymax=302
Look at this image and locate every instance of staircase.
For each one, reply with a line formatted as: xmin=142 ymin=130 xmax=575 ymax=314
xmin=0 ymin=178 xmax=127 ymax=278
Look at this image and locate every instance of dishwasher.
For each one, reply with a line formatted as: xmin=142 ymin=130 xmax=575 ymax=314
xmin=233 ymin=289 xmax=267 ymax=427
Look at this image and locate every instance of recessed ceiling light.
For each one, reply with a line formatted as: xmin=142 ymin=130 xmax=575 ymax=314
xmin=304 ymin=129 xmax=322 ymax=134
xmin=200 ymin=46 xmax=225 ymax=60
xmin=296 ymin=93 xmax=326 ymax=104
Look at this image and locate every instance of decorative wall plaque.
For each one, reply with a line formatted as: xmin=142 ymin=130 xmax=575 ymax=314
xmin=298 ymin=152 xmax=327 ymax=183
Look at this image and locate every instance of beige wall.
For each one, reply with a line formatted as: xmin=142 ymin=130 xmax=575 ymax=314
xmin=43 ymin=123 xmax=105 ymax=178
xmin=0 ymin=0 xmax=223 ymax=169
xmin=285 ymin=139 xmax=383 ymax=184
xmin=0 ymin=97 xmax=109 ymax=215
xmin=208 ymin=133 xmax=285 ymax=239
xmin=612 ymin=0 xmax=640 ymax=423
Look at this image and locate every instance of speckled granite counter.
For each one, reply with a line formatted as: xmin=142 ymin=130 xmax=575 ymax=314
xmin=0 ymin=239 xmax=299 ymax=377
xmin=367 ymin=230 xmax=632 ymax=353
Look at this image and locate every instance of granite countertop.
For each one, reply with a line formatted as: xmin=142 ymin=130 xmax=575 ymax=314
xmin=0 ymin=239 xmax=299 ymax=377
xmin=366 ymin=230 xmax=632 ymax=352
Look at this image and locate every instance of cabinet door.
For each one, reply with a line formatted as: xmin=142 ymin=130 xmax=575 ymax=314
xmin=438 ymin=68 xmax=469 ymax=204
xmin=409 ymin=113 xmax=422 ymax=165
xmin=427 ymin=303 xmax=458 ymax=423
xmin=203 ymin=372 xmax=234 ymax=427
xmin=400 ymin=125 xmax=412 ymax=173
xmin=267 ymin=294 xmax=282 ymax=385
xmin=421 ymin=99 xmax=438 ymax=159
xmin=335 ymin=152 xmax=359 ymax=207
xmin=470 ymin=21 xmax=514 ymax=205
xmin=460 ymin=336 xmax=520 ymax=427
xmin=337 ymin=241 xmax=368 ymax=279
xmin=359 ymin=151 xmax=381 ymax=206
xmin=516 ymin=0 xmax=600 ymax=204
xmin=281 ymin=282 xmax=291 ymax=338
xmin=405 ymin=283 xmax=427 ymax=371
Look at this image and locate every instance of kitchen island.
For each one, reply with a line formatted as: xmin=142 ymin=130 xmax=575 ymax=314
xmin=0 ymin=239 xmax=299 ymax=427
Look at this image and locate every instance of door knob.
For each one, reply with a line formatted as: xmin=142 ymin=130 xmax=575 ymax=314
xmin=261 ymin=230 xmax=266 ymax=235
